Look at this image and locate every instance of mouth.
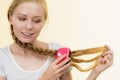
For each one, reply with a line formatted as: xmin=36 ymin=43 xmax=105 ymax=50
xmin=21 ymin=32 xmax=34 ymax=38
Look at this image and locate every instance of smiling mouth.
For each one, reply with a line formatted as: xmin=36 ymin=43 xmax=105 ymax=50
xmin=21 ymin=32 xmax=34 ymax=38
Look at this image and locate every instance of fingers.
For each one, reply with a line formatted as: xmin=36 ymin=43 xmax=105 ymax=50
xmin=54 ymin=54 xmax=67 ymax=65
xmin=105 ymin=45 xmax=111 ymax=51
xmin=51 ymin=54 xmax=71 ymax=73
xmin=102 ymin=50 xmax=113 ymax=60
xmin=57 ymin=61 xmax=71 ymax=75
xmin=102 ymin=54 xmax=113 ymax=67
xmin=103 ymin=45 xmax=113 ymax=61
xmin=45 ymin=55 xmax=71 ymax=79
xmin=58 ymin=58 xmax=71 ymax=68
xmin=101 ymin=50 xmax=113 ymax=66
xmin=102 ymin=51 xmax=113 ymax=58
xmin=56 ymin=55 xmax=71 ymax=69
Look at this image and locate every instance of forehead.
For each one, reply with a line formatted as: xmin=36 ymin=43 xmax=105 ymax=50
xmin=13 ymin=2 xmax=45 ymax=17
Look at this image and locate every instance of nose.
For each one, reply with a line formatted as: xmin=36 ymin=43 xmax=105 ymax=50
xmin=26 ymin=20 xmax=33 ymax=30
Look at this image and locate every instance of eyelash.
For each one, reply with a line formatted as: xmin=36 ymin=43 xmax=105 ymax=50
xmin=18 ymin=17 xmax=41 ymax=23
xmin=19 ymin=18 xmax=26 ymax=21
xmin=34 ymin=20 xmax=41 ymax=23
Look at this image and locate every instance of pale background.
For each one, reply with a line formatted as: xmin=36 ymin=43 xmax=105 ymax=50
xmin=0 ymin=0 xmax=120 ymax=80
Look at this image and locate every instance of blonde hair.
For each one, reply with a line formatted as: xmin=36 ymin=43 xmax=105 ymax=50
xmin=8 ymin=0 xmax=107 ymax=72
xmin=8 ymin=0 xmax=48 ymax=20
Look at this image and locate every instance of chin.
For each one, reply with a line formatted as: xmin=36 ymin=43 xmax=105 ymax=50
xmin=19 ymin=39 xmax=34 ymax=44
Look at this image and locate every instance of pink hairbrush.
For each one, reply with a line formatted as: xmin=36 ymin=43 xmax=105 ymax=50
xmin=56 ymin=47 xmax=71 ymax=64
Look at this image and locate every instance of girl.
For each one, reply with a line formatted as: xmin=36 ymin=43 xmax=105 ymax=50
xmin=0 ymin=0 xmax=113 ymax=80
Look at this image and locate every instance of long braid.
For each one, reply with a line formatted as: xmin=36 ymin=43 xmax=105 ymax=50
xmin=11 ymin=26 xmax=107 ymax=72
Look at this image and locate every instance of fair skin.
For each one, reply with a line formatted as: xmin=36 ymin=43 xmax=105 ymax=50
xmin=0 ymin=1 xmax=113 ymax=80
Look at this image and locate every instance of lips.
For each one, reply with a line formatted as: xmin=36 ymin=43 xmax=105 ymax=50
xmin=21 ymin=32 xmax=34 ymax=38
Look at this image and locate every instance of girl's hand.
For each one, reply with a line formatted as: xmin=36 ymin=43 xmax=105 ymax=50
xmin=39 ymin=54 xmax=71 ymax=80
xmin=87 ymin=45 xmax=113 ymax=80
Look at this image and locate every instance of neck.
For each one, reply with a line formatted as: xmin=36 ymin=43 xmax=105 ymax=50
xmin=10 ymin=42 xmax=32 ymax=55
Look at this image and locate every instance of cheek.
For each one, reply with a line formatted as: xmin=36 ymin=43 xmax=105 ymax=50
xmin=12 ymin=24 xmax=22 ymax=36
xmin=12 ymin=18 xmax=24 ymax=30
xmin=35 ymin=22 xmax=45 ymax=32
xmin=34 ymin=27 xmax=43 ymax=37
xmin=13 ymin=26 xmax=21 ymax=38
xmin=12 ymin=20 xmax=23 ymax=36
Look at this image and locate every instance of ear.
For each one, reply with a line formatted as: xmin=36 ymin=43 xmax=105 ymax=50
xmin=8 ymin=15 xmax=13 ymax=25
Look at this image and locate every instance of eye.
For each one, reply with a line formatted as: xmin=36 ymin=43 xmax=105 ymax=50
xmin=18 ymin=17 xmax=26 ymax=21
xmin=33 ymin=19 xmax=41 ymax=23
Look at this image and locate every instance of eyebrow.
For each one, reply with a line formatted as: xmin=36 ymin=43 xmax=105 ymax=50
xmin=33 ymin=16 xmax=44 ymax=19
xmin=17 ymin=14 xmax=26 ymax=16
xmin=17 ymin=14 xmax=44 ymax=18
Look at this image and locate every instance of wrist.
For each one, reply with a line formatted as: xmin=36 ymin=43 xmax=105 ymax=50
xmin=86 ymin=70 xmax=100 ymax=80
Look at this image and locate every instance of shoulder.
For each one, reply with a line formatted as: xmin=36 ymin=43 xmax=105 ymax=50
xmin=48 ymin=42 xmax=63 ymax=50
xmin=0 ymin=47 xmax=10 ymax=67
xmin=0 ymin=47 xmax=10 ymax=58
xmin=0 ymin=47 xmax=10 ymax=77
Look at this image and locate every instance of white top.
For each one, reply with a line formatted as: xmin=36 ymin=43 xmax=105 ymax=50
xmin=0 ymin=43 xmax=62 ymax=80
